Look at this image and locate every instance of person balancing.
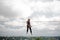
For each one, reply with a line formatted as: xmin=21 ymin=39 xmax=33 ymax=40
xmin=26 ymin=19 xmax=32 ymax=35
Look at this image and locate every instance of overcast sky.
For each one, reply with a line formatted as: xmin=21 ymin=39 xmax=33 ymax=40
xmin=0 ymin=0 xmax=60 ymax=37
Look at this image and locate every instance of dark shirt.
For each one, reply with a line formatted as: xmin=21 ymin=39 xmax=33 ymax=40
xmin=27 ymin=21 xmax=31 ymax=28
xmin=27 ymin=21 xmax=30 ymax=25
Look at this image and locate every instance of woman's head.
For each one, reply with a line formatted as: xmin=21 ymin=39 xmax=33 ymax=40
xmin=28 ymin=19 xmax=30 ymax=21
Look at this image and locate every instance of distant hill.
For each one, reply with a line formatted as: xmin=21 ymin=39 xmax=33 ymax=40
xmin=0 ymin=36 xmax=60 ymax=40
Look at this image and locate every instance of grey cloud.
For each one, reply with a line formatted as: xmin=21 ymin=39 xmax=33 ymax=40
xmin=0 ymin=21 xmax=60 ymax=36
xmin=30 ymin=0 xmax=53 ymax=2
xmin=57 ymin=0 xmax=60 ymax=1
xmin=39 ymin=0 xmax=53 ymax=2
xmin=29 ymin=8 xmax=60 ymax=18
xmin=0 ymin=22 xmax=24 ymax=30
xmin=48 ymin=21 xmax=60 ymax=31
xmin=55 ymin=24 xmax=60 ymax=31
xmin=0 ymin=16 xmax=25 ymax=29
xmin=29 ymin=11 xmax=53 ymax=18
xmin=0 ymin=0 xmax=60 ymax=36
xmin=0 ymin=22 xmax=5 ymax=25
xmin=0 ymin=2 xmax=18 ymax=18
xmin=48 ymin=21 xmax=60 ymax=25
xmin=5 ymin=25 xmax=24 ymax=29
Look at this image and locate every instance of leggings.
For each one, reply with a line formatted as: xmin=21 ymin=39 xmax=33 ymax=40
xmin=27 ymin=27 xmax=32 ymax=34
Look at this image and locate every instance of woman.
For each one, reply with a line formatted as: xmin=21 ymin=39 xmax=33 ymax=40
xmin=26 ymin=19 xmax=32 ymax=34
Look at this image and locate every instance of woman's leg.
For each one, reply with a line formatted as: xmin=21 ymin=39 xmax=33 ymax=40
xmin=30 ymin=27 xmax=32 ymax=34
xmin=27 ymin=27 xmax=28 ymax=33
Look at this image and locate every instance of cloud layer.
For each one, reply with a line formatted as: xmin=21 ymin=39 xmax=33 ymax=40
xmin=0 ymin=0 xmax=60 ymax=36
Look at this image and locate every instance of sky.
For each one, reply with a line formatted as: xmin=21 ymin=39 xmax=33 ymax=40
xmin=0 ymin=0 xmax=60 ymax=37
